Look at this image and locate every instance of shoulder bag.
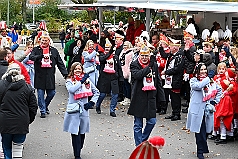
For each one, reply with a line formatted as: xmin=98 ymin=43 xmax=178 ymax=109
xmin=66 ymin=102 xmax=83 ymax=114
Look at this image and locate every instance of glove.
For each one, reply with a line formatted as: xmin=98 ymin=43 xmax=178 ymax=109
xmin=6 ymin=75 xmax=12 ymax=82
xmin=80 ymin=73 xmax=90 ymax=84
xmin=96 ymin=65 xmax=100 ymax=70
xmin=95 ymin=45 xmax=98 ymax=52
xmin=208 ymin=70 xmax=215 ymax=79
xmin=183 ymin=73 xmax=189 ymax=82
xmin=149 ymin=55 xmax=156 ymax=67
xmin=210 ymin=101 xmax=217 ymax=106
xmin=84 ymin=101 xmax=95 ymax=110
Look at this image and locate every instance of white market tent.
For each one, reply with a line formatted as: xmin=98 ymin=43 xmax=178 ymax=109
xmin=58 ymin=0 xmax=238 ymax=36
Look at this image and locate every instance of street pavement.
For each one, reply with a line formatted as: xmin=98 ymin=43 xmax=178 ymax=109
xmin=15 ymin=44 xmax=238 ymax=159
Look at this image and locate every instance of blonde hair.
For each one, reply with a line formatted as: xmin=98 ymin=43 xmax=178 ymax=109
xmin=24 ymin=40 xmax=34 ymax=51
xmin=123 ymin=41 xmax=133 ymax=49
xmin=217 ymin=62 xmax=227 ymax=73
xmin=67 ymin=62 xmax=84 ymax=78
xmin=83 ymin=40 xmax=94 ymax=51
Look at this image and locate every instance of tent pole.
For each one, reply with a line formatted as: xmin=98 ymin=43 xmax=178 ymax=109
xmin=98 ymin=7 xmax=103 ymax=41
xmin=146 ymin=8 xmax=150 ymax=33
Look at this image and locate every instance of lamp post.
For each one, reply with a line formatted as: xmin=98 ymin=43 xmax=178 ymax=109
xmin=7 ymin=0 xmax=9 ymax=26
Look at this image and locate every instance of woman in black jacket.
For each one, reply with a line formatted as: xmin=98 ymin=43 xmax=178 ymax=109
xmin=0 ymin=63 xmax=38 ymax=159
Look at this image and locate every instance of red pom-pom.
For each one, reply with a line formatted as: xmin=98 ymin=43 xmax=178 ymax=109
xmin=148 ymin=136 xmax=165 ymax=149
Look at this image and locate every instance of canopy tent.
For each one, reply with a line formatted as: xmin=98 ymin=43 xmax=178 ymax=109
xmin=58 ymin=0 xmax=238 ymax=13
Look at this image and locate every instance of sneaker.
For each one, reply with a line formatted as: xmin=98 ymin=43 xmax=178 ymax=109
xmin=40 ymin=113 xmax=46 ymax=118
xmin=110 ymin=112 xmax=116 ymax=117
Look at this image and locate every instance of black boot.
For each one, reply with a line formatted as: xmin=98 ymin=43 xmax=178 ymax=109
xmin=96 ymin=107 xmax=101 ymax=114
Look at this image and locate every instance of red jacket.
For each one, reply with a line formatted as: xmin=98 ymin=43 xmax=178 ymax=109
xmin=9 ymin=59 xmax=31 ymax=84
xmin=126 ymin=22 xmax=135 ymax=43
xmin=214 ymin=94 xmax=233 ymax=131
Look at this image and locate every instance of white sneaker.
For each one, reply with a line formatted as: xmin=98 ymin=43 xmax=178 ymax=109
xmin=118 ymin=99 xmax=126 ymax=105
xmin=122 ymin=98 xmax=131 ymax=105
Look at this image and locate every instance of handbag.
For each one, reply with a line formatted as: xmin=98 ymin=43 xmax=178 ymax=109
xmin=84 ymin=65 xmax=95 ymax=74
xmin=66 ymin=102 xmax=83 ymax=114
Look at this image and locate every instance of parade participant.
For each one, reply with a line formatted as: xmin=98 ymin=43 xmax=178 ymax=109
xmin=213 ymin=80 xmax=234 ymax=144
xmin=186 ymin=63 xmax=222 ymax=159
xmin=7 ymin=26 xmax=18 ymax=44
xmin=160 ymin=37 xmax=184 ymax=121
xmin=96 ymin=39 xmax=123 ymax=117
xmin=59 ymin=28 xmax=66 ymax=49
xmin=131 ymin=37 xmax=143 ymax=62
xmin=5 ymin=46 xmax=31 ymax=85
xmin=67 ymin=38 xmax=85 ymax=73
xmin=213 ymin=62 xmax=227 ymax=85
xmin=0 ymin=63 xmax=38 ymax=159
xmin=35 ymin=21 xmax=47 ymax=45
xmin=115 ymin=31 xmax=125 ymax=56
xmin=128 ymin=45 xmax=161 ymax=146
xmin=202 ymin=38 xmax=215 ymax=62
xmin=151 ymin=34 xmax=159 ymax=48
xmin=182 ymin=30 xmax=197 ymax=113
xmin=22 ymin=41 xmax=35 ymax=88
xmin=82 ymin=40 xmax=99 ymax=86
xmin=64 ymin=30 xmax=75 ymax=68
xmin=29 ymin=31 xmax=68 ymax=118
xmin=63 ymin=62 xmax=99 ymax=159
xmin=119 ymin=41 xmax=133 ymax=105
xmin=0 ymin=48 xmax=8 ymax=78
xmin=0 ymin=21 xmax=12 ymax=48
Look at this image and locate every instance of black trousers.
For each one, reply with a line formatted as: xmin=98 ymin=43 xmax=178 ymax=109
xmin=71 ymin=131 xmax=85 ymax=158
xmin=169 ymin=89 xmax=181 ymax=116
xmin=195 ymin=115 xmax=209 ymax=155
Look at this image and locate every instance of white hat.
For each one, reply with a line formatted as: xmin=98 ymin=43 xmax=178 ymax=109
xmin=202 ymin=29 xmax=210 ymax=41
xmin=185 ymin=23 xmax=197 ymax=36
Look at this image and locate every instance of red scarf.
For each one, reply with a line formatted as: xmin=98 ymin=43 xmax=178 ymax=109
xmin=40 ymin=45 xmax=50 ymax=54
xmin=72 ymin=74 xmax=84 ymax=82
xmin=199 ymin=74 xmax=207 ymax=81
xmin=138 ymin=58 xmax=149 ymax=68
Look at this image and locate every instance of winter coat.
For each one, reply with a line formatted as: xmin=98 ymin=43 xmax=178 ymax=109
xmin=183 ymin=45 xmax=196 ymax=74
xmin=0 ymin=79 xmax=38 ymax=134
xmin=29 ymin=46 xmax=68 ymax=89
xmin=159 ymin=47 xmax=185 ymax=89
xmin=126 ymin=22 xmax=135 ymax=43
xmin=59 ymin=31 xmax=66 ymax=40
xmin=0 ymin=60 xmax=8 ymax=78
xmin=202 ymin=53 xmax=217 ymax=73
xmin=63 ymin=79 xmax=99 ymax=135
xmin=119 ymin=50 xmax=133 ymax=79
xmin=186 ymin=77 xmax=222 ymax=133
xmin=127 ymin=60 xmax=159 ymax=118
xmin=97 ymin=52 xmax=124 ymax=94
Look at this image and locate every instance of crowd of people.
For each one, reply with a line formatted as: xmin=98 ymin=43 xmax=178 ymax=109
xmin=0 ymin=16 xmax=238 ymax=159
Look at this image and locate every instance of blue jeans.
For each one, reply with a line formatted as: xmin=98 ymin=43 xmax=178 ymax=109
xmin=96 ymin=93 xmax=118 ymax=113
xmin=37 ymin=89 xmax=56 ymax=114
xmin=123 ymin=79 xmax=131 ymax=99
xmin=60 ymin=39 xmax=64 ymax=48
xmin=1 ymin=134 xmax=26 ymax=159
xmin=134 ymin=117 xmax=156 ymax=146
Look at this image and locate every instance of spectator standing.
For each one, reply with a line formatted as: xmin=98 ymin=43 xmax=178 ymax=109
xmin=0 ymin=48 xmax=8 ymax=78
xmin=7 ymin=26 xmax=18 ymax=44
xmin=0 ymin=63 xmax=38 ymax=159
xmin=59 ymin=28 xmax=66 ymax=49
xmin=29 ymin=32 xmax=68 ymax=118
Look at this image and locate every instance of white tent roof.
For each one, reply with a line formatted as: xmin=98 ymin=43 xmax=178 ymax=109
xmin=58 ymin=0 xmax=238 ymax=13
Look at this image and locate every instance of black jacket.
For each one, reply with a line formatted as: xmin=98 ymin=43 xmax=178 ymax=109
xmin=0 ymin=80 xmax=37 ymax=134
xmin=29 ymin=46 xmax=68 ymax=89
xmin=0 ymin=60 xmax=8 ymax=78
xmin=59 ymin=31 xmax=66 ymax=40
xmin=128 ymin=60 xmax=159 ymax=118
xmin=160 ymin=47 xmax=185 ymax=89
xmin=97 ymin=52 xmax=123 ymax=94
xmin=183 ymin=46 xmax=196 ymax=74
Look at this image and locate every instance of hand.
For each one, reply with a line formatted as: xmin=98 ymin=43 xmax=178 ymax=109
xmin=184 ymin=42 xmax=190 ymax=51
xmin=149 ymin=55 xmax=156 ymax=67
xmin=80 ymin=73 xmax=90 ymax=84
xmin=207 ymin=70 xmax=215 ymax=79
xmin=183 ymin=73 xmax=189 ymax=81
xmin=95 ymin=45 xmax=98 ymax=52
xmin=210 ymin=101 xmax=216 ymax=106
xmin=96 ymin=65 xmax=100 ymax=70
xmin=84 ymin=101 xmax=95 ymax=110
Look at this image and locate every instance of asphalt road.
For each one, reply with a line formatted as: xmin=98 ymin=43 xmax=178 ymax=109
xmin=15 ymin=44 xmax=238 ymax=159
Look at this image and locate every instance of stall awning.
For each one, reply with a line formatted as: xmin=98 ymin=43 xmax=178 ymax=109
xmin=58 ymin=0 xmax=238 ymax=13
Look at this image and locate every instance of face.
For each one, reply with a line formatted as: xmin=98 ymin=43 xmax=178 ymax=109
xmin=218 ymin=66 xmax=226 ymax=74
xmin=100 ymin=32 xmax=105 ymax=37
xmin=0 ymin=30 xmax=7 ymax=36
xmin=77 ymin=40 xmax=81 ymax=47
xmin=115 ymin=38 xmax=123 ymax=46
xmin=123 ymin=44 xmax=129 ymax=51
xmin=199 ymin=65 xmax=207 ymax=76
xmin=139 ymin=54 xmax=150 ymax=64
xmin=73 ymin=65 xmax=83 ymax=76
xmin=6 ymin=49 xmax=14 ymax=62
xmin=152 ymin=36 xmax=158 ymax=44
xmin=184 ymin=38 xmax=192 ymax=44
xmin=170 ymin=45 xmax=179 ymax=53
xmin=40 ymin=37 xmax=50 ymax=48
xmin=160 ymin=42 xmax=168 ymax=48
xmin=89 ymin=42 xmax=94 ymax=49
xmin=105 ymin=46 xmax=110 ymax=53
xmin=27 ymin=44 xmax=34 ymax=51
xmin=203 ymin=44 xmax=212 ymax=52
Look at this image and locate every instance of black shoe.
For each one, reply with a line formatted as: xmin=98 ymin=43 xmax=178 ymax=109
xmin=40 ymin=113 xmax=46 ymax=118
xmin=182 ymin=102 xmax=188 ymax=107
xmin=96 ymin=107 xmax=101 ymax=114
xmin=197 ymin=153 xmax=204 ymax=159
xmin=75 ymin=157 xmax=82 ymax=159
xmin=208 ymin=135 xmax=217 ymax=140
xmin=165 ymin=114 xmax=174 ymax=119
xmin=110 ymin=112 xmax=116 ymax=117
xmin=214 ymin=138 xmax=227 ymax=144
xmin=46 ymin=108 xmax=50 ymax=114
xmin=159 ymin=110 xmax=166 ymax=115
xmin=226 ymin=136 xmax=235 ymax=142
xmin=171 ymin=115 xmax=181 ymax=121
